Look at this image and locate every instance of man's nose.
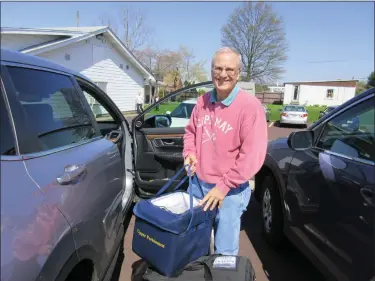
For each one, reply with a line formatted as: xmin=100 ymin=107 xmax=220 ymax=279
xmin=219 ymin=70 xmax=228 ymax=78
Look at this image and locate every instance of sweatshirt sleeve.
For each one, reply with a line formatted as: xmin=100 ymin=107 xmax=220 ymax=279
xmin=216 ymin=101 xmax=268 ymax=195
xmin=182 ymin=98 xmax=199 ymax=159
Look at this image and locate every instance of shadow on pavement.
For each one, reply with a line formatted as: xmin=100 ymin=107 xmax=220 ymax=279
xmin=241 ymin=197 xmax=326 ymax=281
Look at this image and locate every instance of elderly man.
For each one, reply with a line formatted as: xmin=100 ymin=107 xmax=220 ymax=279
xmin=183 ymin=47 xmax=268 ymax=255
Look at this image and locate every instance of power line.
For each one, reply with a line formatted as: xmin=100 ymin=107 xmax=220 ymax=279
xmin=306 ymin=58 xmax=370 ymax=64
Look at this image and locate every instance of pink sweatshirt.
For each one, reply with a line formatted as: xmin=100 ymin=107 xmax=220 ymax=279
xmin=183 ymin=87 xmax=268 ymax=195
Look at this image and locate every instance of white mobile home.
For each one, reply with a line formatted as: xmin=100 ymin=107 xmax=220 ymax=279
xmin=283 ymin=80 xmax=358 ymax=106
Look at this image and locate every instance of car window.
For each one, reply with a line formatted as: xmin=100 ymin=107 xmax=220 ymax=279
xmin=284 ymin=106 xmax=305 ymax=112
xmin=170 ymin=102 xmax=196 ymax=118
xmin=143 ymin=84 xmax=214 ymax=128
xmin=6 ymin=66 xmax=94 ymax=153
xmin=316 ymin=97 xmax=374 ymax=162
xmin=79 ymin=84 xmax=115 ymax=122
xmin=1 ymin=91 xmax=16 ymax=156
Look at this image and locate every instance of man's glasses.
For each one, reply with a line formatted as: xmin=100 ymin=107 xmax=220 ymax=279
xmin=212 ymin=67 xmax=239 ymax=76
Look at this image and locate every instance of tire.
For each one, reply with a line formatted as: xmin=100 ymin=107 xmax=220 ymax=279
xmin=260 ymin=174 xmax=285 ymax=249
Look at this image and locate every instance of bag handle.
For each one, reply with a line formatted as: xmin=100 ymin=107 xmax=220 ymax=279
xmin=155 ymin=164 xmax=188 ymax=196
xmin=154 ymin=164 xmax=205 ymax=233
xmin=184 ymin=259 xmax=213 ymax=281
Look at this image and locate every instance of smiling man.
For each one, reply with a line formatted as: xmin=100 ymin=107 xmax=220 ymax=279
xmin=183 ymin=47 xmax=268 ymax=255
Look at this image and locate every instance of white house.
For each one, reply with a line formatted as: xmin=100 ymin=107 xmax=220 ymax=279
xmin=283 ymin=80 xmax=358 ymax=106
xmin=1 ymin=26 xmax=158 ymax=113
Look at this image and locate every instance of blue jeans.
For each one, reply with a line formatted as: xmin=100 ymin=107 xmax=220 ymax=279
xmin=187 ymin=175 xmax=251 ymax=255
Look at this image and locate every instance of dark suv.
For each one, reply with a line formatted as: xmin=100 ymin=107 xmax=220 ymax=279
xmin=254 ymin=88 xmax=374 ymax=281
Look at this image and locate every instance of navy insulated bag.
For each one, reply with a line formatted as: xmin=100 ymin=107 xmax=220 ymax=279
xmin=132 ymin=165 xmax=217 ymax=277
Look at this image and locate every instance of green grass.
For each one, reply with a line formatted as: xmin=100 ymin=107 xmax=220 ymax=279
xmin=144 ymin=102 xmax=327 ymax=123
xmin=145 ymin=102 xmax=180 ymax=118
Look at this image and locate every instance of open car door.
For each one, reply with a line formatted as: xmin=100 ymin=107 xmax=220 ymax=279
xmin=132 ymin=81 xmax=214 ymax=198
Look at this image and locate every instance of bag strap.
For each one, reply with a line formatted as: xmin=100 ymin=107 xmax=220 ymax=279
xmin=155 ymin=165 xmax=188 ymax=196
xmin=154 ymin=165 xmax=196 ymax=232
xmin=184 ymin=259 xmax=213 ymax=281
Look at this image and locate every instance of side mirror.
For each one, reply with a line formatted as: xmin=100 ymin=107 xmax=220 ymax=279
xmin=155 ymin=115 xmax=172 ymax=128
xmin=319 ymin=111 xmax=324 ymax=114
xmin=287 ymin=130 xmax=314 ymax=151
xmin=165 ymin=111 xmax=171 ymax=115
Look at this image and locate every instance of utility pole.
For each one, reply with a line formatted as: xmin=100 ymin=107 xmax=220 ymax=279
xmin=125 ymin=8 xmax=129 ymax=48
xmin=76 ymin=11 xmax=80 ymax=27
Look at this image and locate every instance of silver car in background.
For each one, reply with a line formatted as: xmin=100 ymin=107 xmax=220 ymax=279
xmin=279 ymin=105 xmax=308 ymax=127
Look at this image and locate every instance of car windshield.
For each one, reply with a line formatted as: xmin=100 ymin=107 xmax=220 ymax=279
xmin=170 ymin=102 xmax=196 ymax=118
xmin=284 ymin=106 xmax=305 ymax=112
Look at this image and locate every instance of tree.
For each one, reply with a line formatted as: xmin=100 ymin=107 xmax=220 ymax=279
xmin=356 ymin=80 xmax=368 ymax=95
xmin=94 ymin=5 xmax=153 ymax=52
xmin=367 ymin=71 xmax=375 ymax=88
xmin=221 ymin=2 xmax=288 ymax=83
xmin=135 ymin=46 xmax=207 ymax=84
xmin=134 ymin=47 xmax=159 ymax=70
xmin=120 ymin=5 xmax=153 ymax=52
xmin=178 ymin=46 xmax=208 ymax=83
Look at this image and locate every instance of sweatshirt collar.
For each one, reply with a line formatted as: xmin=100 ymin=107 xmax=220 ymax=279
xmin=210 ymin=85 xmax=240 ymax=106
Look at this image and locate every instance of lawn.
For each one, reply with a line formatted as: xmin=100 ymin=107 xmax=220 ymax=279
xmin=145 ymin=102 xmax=180 ymax=117
xmin=145 ymin=102 xmax=327 ymax=123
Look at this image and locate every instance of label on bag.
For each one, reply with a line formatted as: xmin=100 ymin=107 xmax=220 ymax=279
xmin=213 ymin=256 xmax=237 ymax=269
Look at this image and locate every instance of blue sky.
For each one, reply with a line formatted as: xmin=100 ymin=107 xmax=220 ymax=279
xmin=1 ymin=1 xmax=374 ymax=84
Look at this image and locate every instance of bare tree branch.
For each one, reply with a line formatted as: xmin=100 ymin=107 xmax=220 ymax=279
xmin=134 ymin=46 xmax=208 ymax=83
xmin=221 ymin=2 xmax=288 ymax=83
xmin=120 ymin=5 xmax=153 ymax=52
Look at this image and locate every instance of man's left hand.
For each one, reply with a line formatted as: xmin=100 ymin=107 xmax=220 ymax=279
xmin=199 ymin=187 xmax=225 ymax=211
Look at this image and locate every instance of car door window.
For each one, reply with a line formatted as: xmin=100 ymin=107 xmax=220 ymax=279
xmin=143 ymin=84 xmax=214 ymax=128
xmin=316 ymin=97 xmax=374 ymax=162
xmin=81 ymin=87 xmax=115 ymax=122
xmin=6 ymin=66 xmax=94 ymax=153
xmin=1 ymin=90 xmax=16 ymax=156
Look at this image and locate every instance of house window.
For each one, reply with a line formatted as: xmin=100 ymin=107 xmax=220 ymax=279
xmin=326 ymin=89 xmax=334 ymax=99
xmin=293 ymin=86 xmax=299 ymax=100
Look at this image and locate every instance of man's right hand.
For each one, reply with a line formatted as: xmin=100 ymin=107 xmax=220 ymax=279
xmin=184 ymin=154 xmax=197 ymax=176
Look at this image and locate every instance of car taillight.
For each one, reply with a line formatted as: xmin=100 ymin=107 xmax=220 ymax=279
xmin=302 ymin=114 xmax=308 ymax=117
xmin=281 ymin=113 xmax=288 ymax=117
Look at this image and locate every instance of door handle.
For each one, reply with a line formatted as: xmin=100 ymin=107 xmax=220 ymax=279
xmin=57 ymin=164 xmax=86 ymax=185
xmin=163 ymin=141 xmax=175 ymax=145
xmin=360 ymin=188 xmax=374 ymax=207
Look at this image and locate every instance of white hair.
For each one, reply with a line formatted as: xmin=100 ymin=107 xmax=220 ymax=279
xmin=211 ymin=47 xmax=242 ymax=69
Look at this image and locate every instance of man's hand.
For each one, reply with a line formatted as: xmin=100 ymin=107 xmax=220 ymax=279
xmin=199 ymin=187 xmax=225 ymax=211
xmin=184 ymin=154 xmax=197 ymax=175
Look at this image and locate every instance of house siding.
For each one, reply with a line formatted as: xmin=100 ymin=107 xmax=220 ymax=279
xmin=1 ymin=34 xmax=62 ymax=51
xmin=37 ymin=37 xmax=145 ymax=112
xmin=283 ymin=84 xmax=356 ymax=106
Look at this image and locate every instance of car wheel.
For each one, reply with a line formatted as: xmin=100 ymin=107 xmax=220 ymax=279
xmin=261 ymin=174 xmax=285 ymax=248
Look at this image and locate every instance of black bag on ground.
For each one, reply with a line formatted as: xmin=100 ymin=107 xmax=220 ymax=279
xmin=131 ymin=254 xmax=256 ymax=281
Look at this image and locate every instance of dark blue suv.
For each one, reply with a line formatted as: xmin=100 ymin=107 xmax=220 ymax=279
xmin=254 ymin=88 xmax=374 ymax=281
